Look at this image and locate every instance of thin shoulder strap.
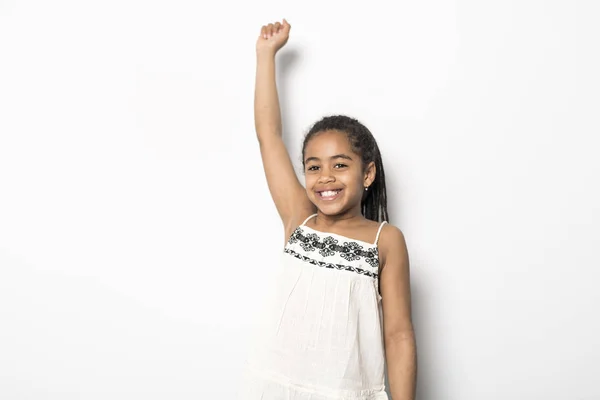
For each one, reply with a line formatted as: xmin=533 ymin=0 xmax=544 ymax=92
xmin=374 ymin=221 xmax=388 ymax=245
xmin=301 ymin=213 xmax=318 ymax=226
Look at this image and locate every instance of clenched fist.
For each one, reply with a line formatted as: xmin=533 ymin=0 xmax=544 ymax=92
xmin=256 ymin=19 xmax=291 ymax=56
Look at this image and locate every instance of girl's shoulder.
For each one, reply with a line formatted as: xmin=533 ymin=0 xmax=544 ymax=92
xmin=375 ymin=222 xmax=407 ymax=268
xmin=376 ymin=221 xmax=404 ymax=244
xmin=283 ymin=208 xmax=318 ymax=244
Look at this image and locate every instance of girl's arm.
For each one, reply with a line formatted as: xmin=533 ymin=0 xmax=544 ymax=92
xmin=254 ymin=20 xmax=315 ymax=237
xmin=379 ymin=225 xmax=417 ymax=400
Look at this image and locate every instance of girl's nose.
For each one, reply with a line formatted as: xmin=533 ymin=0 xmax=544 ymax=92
xmin=318 ymin=174 xmax=335 ymax=183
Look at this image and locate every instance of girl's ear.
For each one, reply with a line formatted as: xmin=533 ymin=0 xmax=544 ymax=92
xmin=364 ymin=161 xmax=376 ymax=187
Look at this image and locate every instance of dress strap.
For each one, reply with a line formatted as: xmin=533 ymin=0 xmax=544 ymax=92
xmin=301 ymin=213 xmax=318 ymax=226
xmin=374 ymin=221 xmax=388 ymax=245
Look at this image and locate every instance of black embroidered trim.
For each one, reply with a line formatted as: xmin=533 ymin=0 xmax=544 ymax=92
xmin=287 ymin=226 xmax=380 ymax=269
xmin=284 ymin=248 xmax=378 ymax=279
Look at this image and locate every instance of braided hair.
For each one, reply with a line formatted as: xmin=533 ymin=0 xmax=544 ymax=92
xmin=301 ymin=115 xmax=389 ymax=223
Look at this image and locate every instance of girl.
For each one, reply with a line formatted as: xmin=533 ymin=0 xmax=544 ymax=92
xmin=239 ymin=19 xmax=416 ymax=400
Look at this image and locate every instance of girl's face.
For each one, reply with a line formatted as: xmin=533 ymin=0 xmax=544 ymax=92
xmin=303 ymin=130 xmax=375 ymax=216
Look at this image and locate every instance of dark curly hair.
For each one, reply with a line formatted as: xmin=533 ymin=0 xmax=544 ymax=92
xmin=301 ymin=115 xmax=389 ymax=223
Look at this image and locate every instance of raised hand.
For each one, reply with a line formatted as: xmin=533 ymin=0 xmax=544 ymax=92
xmin=256 ymin=19 xmax=291 ymax=56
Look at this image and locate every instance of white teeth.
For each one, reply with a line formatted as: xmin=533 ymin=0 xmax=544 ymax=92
xmin=321 ymin=190 xmax=340 ymax=197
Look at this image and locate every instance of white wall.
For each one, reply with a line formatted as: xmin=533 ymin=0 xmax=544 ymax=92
xmin=1 ymin=1 xmax=599 ymax=399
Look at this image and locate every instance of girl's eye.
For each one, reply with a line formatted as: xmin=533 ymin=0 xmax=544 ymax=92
xmin=307 ymin=164 xmax=346 ymax=171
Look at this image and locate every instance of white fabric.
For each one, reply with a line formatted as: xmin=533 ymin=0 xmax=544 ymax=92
xmin=239 ymin=214 xmax=389 ymax=399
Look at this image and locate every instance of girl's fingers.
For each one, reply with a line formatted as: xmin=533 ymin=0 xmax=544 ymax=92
xmin=259 ymin=20 xmax=288 ymax=39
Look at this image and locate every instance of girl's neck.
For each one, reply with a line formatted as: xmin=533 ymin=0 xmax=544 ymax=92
xmin=314 ymin=209 xmax=365 ymax=228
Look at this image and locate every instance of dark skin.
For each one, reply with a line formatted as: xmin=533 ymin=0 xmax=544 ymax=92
xmin=255 ymin=19 xmax=416 ymax=400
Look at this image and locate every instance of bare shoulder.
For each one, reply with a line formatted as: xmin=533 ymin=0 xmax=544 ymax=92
xmin=283 ymin=207 xmax=317 ymax=243
xmin=379 ymin=222 xmax=406 ymax=245
xmin=377 ymin=223 xmax=409 ymax=272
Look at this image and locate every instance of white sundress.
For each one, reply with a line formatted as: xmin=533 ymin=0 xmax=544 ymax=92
xmin=239 ymin=213 xmax=389 ymax=400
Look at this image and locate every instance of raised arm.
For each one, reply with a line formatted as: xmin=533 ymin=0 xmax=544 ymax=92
xmin=255 ymin=20 xmax=315 ymax=234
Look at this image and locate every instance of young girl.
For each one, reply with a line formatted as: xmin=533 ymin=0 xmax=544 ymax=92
xmin=239 ymin=19 xmax=416 ymax=400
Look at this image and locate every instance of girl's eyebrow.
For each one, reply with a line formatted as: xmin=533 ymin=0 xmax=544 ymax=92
xmin=305 ymin=154 xmax=353 ymax=163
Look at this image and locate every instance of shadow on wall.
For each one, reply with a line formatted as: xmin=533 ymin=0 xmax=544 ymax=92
xmin=276 ymin=48 xmax=302 ymax=164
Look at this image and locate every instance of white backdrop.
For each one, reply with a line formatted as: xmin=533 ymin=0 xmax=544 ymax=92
xmin=1 ymin=1 xmax=599 ymax=399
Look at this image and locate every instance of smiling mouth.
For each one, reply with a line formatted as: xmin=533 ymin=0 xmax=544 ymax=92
xmin=317 ymin=189 xmax=342 ymax=201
